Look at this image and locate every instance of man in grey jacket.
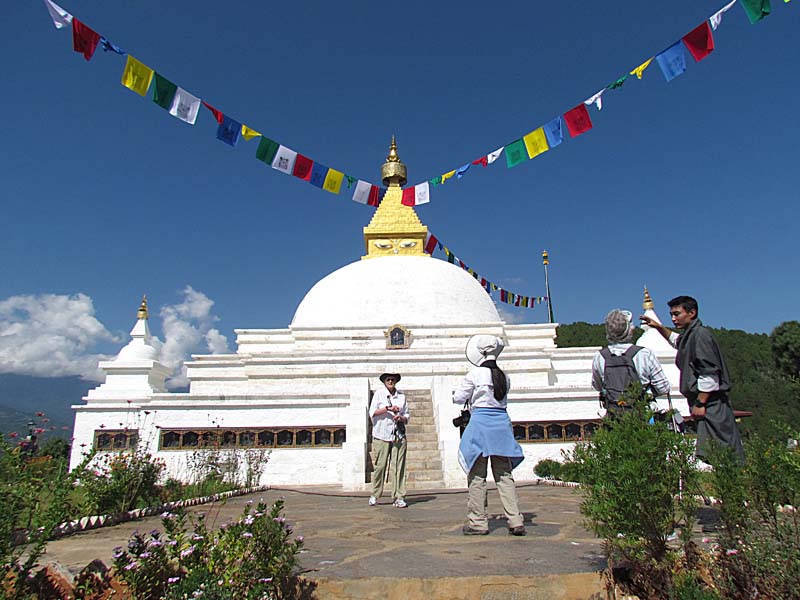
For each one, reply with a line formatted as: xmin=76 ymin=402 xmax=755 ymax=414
xmin=641 ymin=296 xmax=744 ymax=463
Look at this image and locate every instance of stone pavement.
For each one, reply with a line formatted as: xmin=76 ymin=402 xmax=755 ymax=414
xmin=43 ymin=482 xmax=608 ymax=599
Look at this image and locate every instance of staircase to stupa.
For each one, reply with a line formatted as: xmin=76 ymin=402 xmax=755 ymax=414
xmin=368 ymin=389 xmax=446 ymax=491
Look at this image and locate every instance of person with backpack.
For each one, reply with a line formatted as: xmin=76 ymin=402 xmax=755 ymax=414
xmin=592 ymin=309 xmax=671 ymax=416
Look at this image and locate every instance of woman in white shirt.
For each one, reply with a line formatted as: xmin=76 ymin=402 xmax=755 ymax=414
xmin=453 ymin=335 xmax=526 ymax=536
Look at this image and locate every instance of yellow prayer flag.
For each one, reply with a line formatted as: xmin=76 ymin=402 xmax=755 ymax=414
xmin=322 ymin=168 xmax=344 ymax=194
xmin=441 ymin=170 xmax=456 ymax=184
xmin=241 ymin=125 xmax=262 ymax=141
xmin=121 ymin=55 xmax=154 ymax=97
xmin=523 ymin=128 xmax=549 ymax=160
xmin=630 ymin=58 xmax=653 ymax=80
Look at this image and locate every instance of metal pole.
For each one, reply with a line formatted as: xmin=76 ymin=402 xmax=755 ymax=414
xmin=542 ymin=250 xmax=554 ymax=323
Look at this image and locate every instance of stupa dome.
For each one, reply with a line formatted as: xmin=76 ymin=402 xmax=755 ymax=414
xmin=291 ymin=256 xmax=501 ymax=328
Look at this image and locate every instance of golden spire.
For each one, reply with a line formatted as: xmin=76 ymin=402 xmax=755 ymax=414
xmin=137 ymin=295 xmax=149 ymax=320
xmin=381 ymin=135 xmax=407 ymax=187
xmin=642 ymin=286 xmax=654 ymax=310
xmin=364 ymin=138 xmax=427 ymax=259
xmin=542 ymin=250 xmax=549 ymax=265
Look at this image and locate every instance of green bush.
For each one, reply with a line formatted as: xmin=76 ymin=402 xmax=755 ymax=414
xmin=533 ymin=459 xmax=562 ymax=480
xmin=113 ymin=500 xmax=304 ymax=599
xmin=79 ymin=449 xmax=165 ymax=515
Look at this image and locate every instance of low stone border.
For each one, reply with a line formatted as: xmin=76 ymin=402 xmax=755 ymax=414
xmin=48 ymin=484 xmax=271 ymax=540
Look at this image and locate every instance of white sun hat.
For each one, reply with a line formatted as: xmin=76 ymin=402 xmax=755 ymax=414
xmin=465 ymin=334 xmax=505 ymax=367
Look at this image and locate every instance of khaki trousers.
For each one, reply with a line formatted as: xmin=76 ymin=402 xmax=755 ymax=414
xmin=371 ymin=437 xmax=407 ymax=500
xmin=467 ymin=455 xmax=523 ymax=530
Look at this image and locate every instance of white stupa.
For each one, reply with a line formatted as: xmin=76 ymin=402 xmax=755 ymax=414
xmin=70 ymin=142 xmax=688 ymax=489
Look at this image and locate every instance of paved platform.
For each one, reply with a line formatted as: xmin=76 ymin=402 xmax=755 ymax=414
xmin=42 ymin=482 xmax=607 ymax=599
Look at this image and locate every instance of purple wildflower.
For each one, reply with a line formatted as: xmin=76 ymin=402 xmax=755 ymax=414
xmin=726 ymin=549 xmax=739 ymax=556
xmin=139 ymin=551 xmax=151 ymax=558
xmin=243 ymin=515 xmax=254 ymax=525
xmin=167 ymin=576 xmax=180 ymax=584
xmin=180 ymin=545 xmax=195 ymax=558
xmin=242 ymin=532 xmax=253 ymax=538
xmin=124 ymin=561 xmax=139 ymax=571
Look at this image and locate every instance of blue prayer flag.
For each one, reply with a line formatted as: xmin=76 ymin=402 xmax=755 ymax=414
xmin=456 ymin=163 xmax=471 ymax=179
xmin=309 ymin=162 xmax=328 ymax=188
xmin=543 ymin=116 xmax=563 ymax=148
xmin=655 ymin=41 xmax=687 ymax=82
xmin=100 ymin=37 xmax=126 ymax=55
xmin=216 ymin=115 xmax=241 ymax=147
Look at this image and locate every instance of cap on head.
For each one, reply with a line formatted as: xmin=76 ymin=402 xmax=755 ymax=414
xmin=605 ymin=309 xmax=634 ymax=343
xmin=465 ymin=334 xmax=505 ymax=367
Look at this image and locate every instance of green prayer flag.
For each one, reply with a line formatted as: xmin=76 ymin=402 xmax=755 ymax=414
xmin=606 ymin=75 xmax=628 ymax=90
xmin=429 ymin=176 xmax=442 ymax=187
xmin=255 ymin=137 xmax=279 ymax=165
xmin=505 ymin=139 xmax=527 ymax=168
xmin=445 ymin=248 xmax=455 ymax=264
xmin=741 ymin=0 xmax=771 ymax=23
xmin=345 ymin=175 xmax=357 ymax=189
xmin=153 ymin=73 xmax=177 ymax=110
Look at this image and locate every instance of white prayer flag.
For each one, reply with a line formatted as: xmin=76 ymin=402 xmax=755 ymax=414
xmin=271 ymin=145 xmax=298 ymax=175
xmin=352 ymin=180 xmax=372 ymax=204
xmin=584 ymin=90 xmax=604 ymax=111
xmin=487 ymin=147 xmax=504 ymax=165
xmin=710 ymin=0 xmax=737 ymax=30
xmin=43 ymin=0 xmax=73 ymax=29
xmin=414 ymin=182 xmax=430 ymax=206
xmin=168 ymin=87 xmax=201 ymax=125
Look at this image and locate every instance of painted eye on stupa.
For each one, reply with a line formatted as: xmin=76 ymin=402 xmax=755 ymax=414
xmin=399 ymin=240 xmax=417 ymax=248
xmin=374 ymin=240 xmax=393 ymax=249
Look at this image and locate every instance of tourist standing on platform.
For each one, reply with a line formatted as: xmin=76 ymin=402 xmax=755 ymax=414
xmin=592 ymin=309 xmax=671 ymax=416
xmin=454 ymin=335 xmax=526 ymax=536
xmin=641 ymin=296 xmax=745 ymax=463
xmin=369 ymin=372 xmax=410 ymax=508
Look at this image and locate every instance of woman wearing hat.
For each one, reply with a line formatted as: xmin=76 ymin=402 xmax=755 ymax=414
xmin=454 ymin=335 xmax=526 ymax=536
xmin=368 ymin=372 xmax=410 ymax=508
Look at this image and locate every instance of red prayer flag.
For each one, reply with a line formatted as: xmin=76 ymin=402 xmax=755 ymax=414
xmin=367 ymin=185 xmax=381 ymax=207
xmin=72 ymin=19 xmax=101 ymax=61
xmin=401 ymin=188 xmax=416 ymax=206
xmin=292 ymin=154 xmax=314 ymax=181
xmin=424 ymin=234 xmax=438 ymax=254
xmin=202 ymin=101 xmax=224 ymax=124
xmin=682 ymin=21 xmax=714 ymax=63
xmin=472 ymin=156 xmax=488 ymax=167
xmin=564 ymin=104 xmax=593 ymax=138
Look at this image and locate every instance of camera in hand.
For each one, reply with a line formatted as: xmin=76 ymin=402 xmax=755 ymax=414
xmin=452 ymin=409 xmax=470 ymax=429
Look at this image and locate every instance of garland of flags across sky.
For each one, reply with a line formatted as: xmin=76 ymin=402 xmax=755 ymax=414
xmin=42 ymin=0 xmax=785 ymax=307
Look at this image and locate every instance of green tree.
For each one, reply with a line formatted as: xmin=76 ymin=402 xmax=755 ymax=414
xmin=771 ymin=321 xmax=800 ymax=379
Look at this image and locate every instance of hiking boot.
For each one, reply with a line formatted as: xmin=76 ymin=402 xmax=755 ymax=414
xmin=393 ymin=499 xmax=408 ymax=508
xmin=509 ymin=526 xmax=526 ymax=536
xmin=368 ymin=496 xmax=378 ymax=506
xmin=462 ymin=525 xmax=489 ymax=536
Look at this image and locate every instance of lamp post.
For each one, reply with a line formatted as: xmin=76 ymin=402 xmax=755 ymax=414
xmin=542 ymin=250 xmax=554 ymax=324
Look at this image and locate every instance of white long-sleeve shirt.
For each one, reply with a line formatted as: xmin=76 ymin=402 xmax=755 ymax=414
xmin=453 ymin=366 xmax=510 ymax=409
xmin=369 ymin=388 xmax=410 ymax=442
xmin=591 ymin=343 xmax=671 ymax=396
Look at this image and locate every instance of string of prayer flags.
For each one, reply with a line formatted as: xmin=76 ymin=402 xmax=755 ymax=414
xmin=72 ymin=19 xmax=100 ymax=61
xmin=655 ymin=41 xmax=687 ymax=82
xmin=505 ymin=139 xmax=527 ymax=168
xmin=322 ymin=169 xmax=344 ymax=194
xmin=309 ymin=163 xmax=329 ymax=188
xmin=241 ymin=125 xmax=261 ymax=141
xmin=563 ymin=104 xmax=593 ymax=137
xmin=121 ymin=56 xmax=154 ymax=97
xmin=44 ymin=0 xmax=72 ymax=29
xmin=710 ymin=1 xmax=739 ymax=29
xmin=292 ymin=154 xmax=314 ymax=181
xmin=523 ymin=128 xmax=549 ymax=160
xmin=153 ymin=73 xmax=177 ymax=110
xmin=630 ymin=58 xmax=654 ymax=80
xmin=401 ymin=182 xmax=431 ymax=206
xmin=169 ymin=88 xmax=201 ymax=124
xmin=683 ymin=22 xmax=715 ymax=62
xmin=217 ymin=115 xmax=241 ymax=147
xmin=741 ymin=0 xmax=771 ymax=23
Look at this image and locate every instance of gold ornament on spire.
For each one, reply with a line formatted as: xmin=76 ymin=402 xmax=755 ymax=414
xmin=643 ymin=286 xmax=654 ymax=310
xmin=542 ymin=250 xmax=549 ymax=265
xmin=381 ymin=135 xmax=407 ymax=187
xmin=364 ymin=138 xmax=427 ymax=259
xmin=137 ymin=295 xmax=149 ymax=320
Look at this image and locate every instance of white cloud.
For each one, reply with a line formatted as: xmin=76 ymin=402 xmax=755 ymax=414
xmin=0 ymin=293 xmax=117 ymax=380
xmin=496 ymin=304 xmax=530 ymax=325
xmin=157 ymin=286 xmax=230 ymax=389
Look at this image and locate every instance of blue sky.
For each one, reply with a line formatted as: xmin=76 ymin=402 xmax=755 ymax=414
xmin=1 ymin=1 xmax=797 ymax=382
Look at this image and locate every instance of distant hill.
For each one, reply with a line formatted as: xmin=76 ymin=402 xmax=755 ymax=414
xmin=0 ymin=373 xmax=95 ymax=438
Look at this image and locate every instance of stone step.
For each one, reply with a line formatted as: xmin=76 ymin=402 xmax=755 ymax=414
xmin=406 ymin=469 xmax=448 ymax=482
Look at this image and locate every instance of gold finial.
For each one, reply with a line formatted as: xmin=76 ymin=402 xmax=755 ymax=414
xmin=643 ymin=286 xmax=654 ymax=310
xmin=381 ymin=136 xmax=407 ymax=187
xmin=137 ymin=295 xmax=149 ymax=320
xmin=542 ymin=250 xmax=549 ymax=265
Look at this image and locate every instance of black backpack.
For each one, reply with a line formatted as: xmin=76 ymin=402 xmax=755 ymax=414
xmin=599 ymin=346 xmax=644 ymax=413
